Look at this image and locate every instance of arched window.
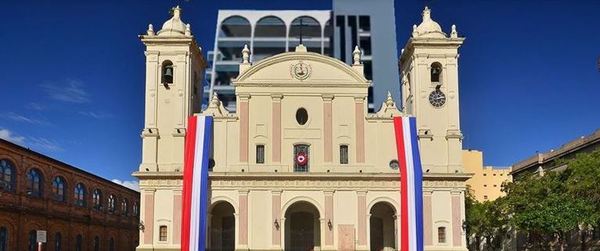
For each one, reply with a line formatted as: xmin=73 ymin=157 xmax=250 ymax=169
xmin=0 ymin=159 xmax=15 ymax=192
xmin=26 ymin=168 xmax=43 ymax=197
xmin=438 ymin=226 xmax=446 ymax=243
xmin=28 ymin=230 xmax=36 ymax=251
xmin=121 ymin=198 xmax=129 ymax=216
xmin=75 ymin=234 xmax=82 ymax=251
xmin=133 ymin=201 xmax=139 ymax=217
xmin=54 ymin=232 xmax=62 ymax=251
xmin=52 ymin=176 xmax=66 ymax=202
xmin=109 ymin=237 xmax=115 ymax=251
xmin=93 ymin=236 xmax=100 ymax=251
xmin=0 ymin=226 xmax=7 ymax=251
xmin=108 ymin=194 xmax=116 ymax=212
xmin=431 ymin=62 xmax=442 ymax=83
xmin=93 ymin=189 xmax=102 ymax=210
xmin=74 ymin=183 xmax=86 ymax=207
xmin=289 ymin=16 xmax=321 ymax=52
xmin=161 ymin=61 xmax=174 ymax=84
xmin=254 ymin=16 xmax=286 ymax=60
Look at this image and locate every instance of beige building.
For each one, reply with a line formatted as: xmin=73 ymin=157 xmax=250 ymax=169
xmin=463 ymin=150 xmax=511 ymax=202
xmin=134 ymin=6 xmax=470 ymax=251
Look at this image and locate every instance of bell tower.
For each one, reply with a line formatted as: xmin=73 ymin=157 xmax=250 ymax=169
xmin=135 ymin=6 xmax=206 ymax=250
xmin=399 ymin=7 xmax=465 ymax=174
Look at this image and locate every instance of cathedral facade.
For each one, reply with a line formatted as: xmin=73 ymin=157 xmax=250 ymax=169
xmin=134 ymin=6 xmax=469 ymax=251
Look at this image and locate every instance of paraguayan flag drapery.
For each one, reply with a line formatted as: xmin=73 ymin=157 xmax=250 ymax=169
xmin=393 ymin=116 xmax=424 ymax=251
xmin=181 ymin=115 xmax=212 ymax=251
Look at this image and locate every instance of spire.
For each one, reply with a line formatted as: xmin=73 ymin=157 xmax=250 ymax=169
xmin=242 ymin=44 xmax=250 ymax=64
xmin=385 ymin=91 xmax=394 ymax=107
xmin=147 ymin=24 xmax=155 ymax=36
xmin=172 ymin=5 xmax=182 ymax=19
xmin=451 ymin=24 xmax=458 ymax=38
xmin=353 ymin=46 xmax=362 ymax=65
xmin=422 ymin=6 xmax=431 ymax=21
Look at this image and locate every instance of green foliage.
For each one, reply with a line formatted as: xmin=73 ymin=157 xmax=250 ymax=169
xmin=466 ymin=149 xmax=600 ymax=250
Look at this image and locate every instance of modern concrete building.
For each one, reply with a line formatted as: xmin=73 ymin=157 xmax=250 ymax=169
xmin=136 ymin=6 xmax=470 ymax=251
xmin=205 ymin=0 xmax=400 ymax=113
xmin=462 ymin=150 xmax=511 ymax=202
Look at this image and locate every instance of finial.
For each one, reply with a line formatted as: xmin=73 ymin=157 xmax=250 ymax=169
xmin=147 ymin=24 xmax=155 ymax=36
xmin=422 ymin=6 xmax=431 ymax=21
xmin=172 ymin=6 xmax=182 ymax=19
xmin=210 ymin=91 xmax=220 ymax=107
xmin=352 ymin=45 xmax=362 ymax=65
xmin=385 ymin=91 xmax=395 ymax=106
xmin=451 ymin=24 xmax=457 ymax=38
xmin=185 ymin=24 xmax=191 ymax=36
xmin=242 ymin=44 xmax=250 ymax=64
xmin=412 ymin=24 xmax=418 ymax=37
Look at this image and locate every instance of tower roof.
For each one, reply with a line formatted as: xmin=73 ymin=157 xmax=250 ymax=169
xmin=158 ymin=6 xmax=188 ymax=37
xmin=414 ymin=7 xmax=446 ymax=38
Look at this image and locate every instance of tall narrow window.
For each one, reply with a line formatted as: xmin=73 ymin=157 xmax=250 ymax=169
xmin=26 ymin=168 xmax=43 ymax=197
xmin=0 ymin=227 xmax=7 ymax=251
xmin=54 ymin=232 xmax=62 ymax=251
xmin=438 ymin=227 xmax=446 ymax=243
xmin=75 ymin=235 xmax=82 ymax=251
xmin=93 ymin=189 xmax=102 ymax=210
xmin=121 ymin=198 xmax=129 ymax=216
xmin=431 ymin=62 xmax=442 ymax=83
xmin=52 ymin=176 xmax=66 ymax=202
xmin=93 ymin=236 xmax=99 ymax=251
xmin=256 ymin=145 xmax=265 ymax=164
xmin=340 ymin=145 xmax=349 ymax=164
xmin=28 ymin=230 xmax=36 ymax=251
xmin=0 ymin=159 xmax=15 ymax=192
xmin=159 ymin=226 xmax=168 ymax=241
xmin=109 ymin=237 xmax=115 ymax=251
xmin=293 ymin=144 xmax=310 ymax=172
xmin=74 ymin=183 xmax=86 ymax=207
xmin=108 ymin=194 xmax=116 ymax=213
xmin=162 ymin=60 xmax=174 ymax=84
xmin=133 ymin=202 xmax=139 ymax=216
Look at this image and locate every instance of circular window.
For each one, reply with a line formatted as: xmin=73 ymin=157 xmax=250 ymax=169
xmin=295 ymin=108 xmax=308 ymax=125
xmin=389 ymin=160 xmax=399 ymax=170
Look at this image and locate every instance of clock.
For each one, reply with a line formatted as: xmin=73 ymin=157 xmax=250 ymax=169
xmin=428 ymin=89 xmax=446 ymax=107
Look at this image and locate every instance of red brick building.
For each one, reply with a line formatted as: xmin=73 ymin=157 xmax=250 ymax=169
xmin=0 ymin=139 xmax=140 ymax=251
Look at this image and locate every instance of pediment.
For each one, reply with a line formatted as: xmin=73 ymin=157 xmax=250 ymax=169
xmin=234 ymin=51 xmax=369 ymax=87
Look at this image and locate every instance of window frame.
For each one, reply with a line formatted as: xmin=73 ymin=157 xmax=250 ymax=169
xmin=26 ymin=168 xmax=43 ymax=198
xmin=340 ymin=145 xmax=349 ymax=164
xmin=437 ymin=226 xmax=447 ymax=244
xmin=74 ymin=183 xmax=86 ymax=207
xmin=159 ymin=225 xmax=168 ymax=242
xmin=256 ymin=144 xmax=265 ymax=164
xmin=0 ymin=159 xmax=15 ymax=192
xmin=52 ymin=176 xmax=67 ymax=202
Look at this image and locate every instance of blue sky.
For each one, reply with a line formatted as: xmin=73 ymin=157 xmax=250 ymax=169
xmin=1 ymin=0 xmax=599 ymax=185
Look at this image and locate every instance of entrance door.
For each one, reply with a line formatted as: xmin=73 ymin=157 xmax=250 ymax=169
xmin=370 ymin=217 xmax=384 ymax=251
xmin=290 ymin=212 xmax=315 ymax=251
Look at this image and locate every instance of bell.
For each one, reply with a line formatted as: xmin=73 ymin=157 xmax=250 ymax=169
xmin=163 ymin=67 xmax=173 ymax=83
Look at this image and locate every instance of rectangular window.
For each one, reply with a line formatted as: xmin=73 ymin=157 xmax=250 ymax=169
xmin=438 ymin=227 xmax=446 ymax=243
xmin=159 ymin=226 xmax=167 ymax=241
xmin=256 ymin=145 xmax=265 ymax=164
xmin=293 ymin=145 xmax=310 ymax=172
xmin=336 ymin=15 xmax=346 ymax=62
xmin=359 ymin=16 xmax=371 ymax=32
xmin=340 ymin=145 xmax=349 ymax=164
xmin=348 ymin=16 xmax=357 ymax=53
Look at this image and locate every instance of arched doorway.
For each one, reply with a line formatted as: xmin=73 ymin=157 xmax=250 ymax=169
xmin=285 ymin=201 xmax=321 ymax=251
xmin=209 ymin=201 xmax=235 ymax=251
xmin=369 ymin=202 xmax=396 ymax=251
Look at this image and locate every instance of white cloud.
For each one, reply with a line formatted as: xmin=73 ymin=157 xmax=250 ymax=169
xmin=0 ymin=112 xmax=50 ymax=125
xmin=0 ymin=129 xmax=25 ymax=144
xmin=111 ymin=179 xmax=140 ymax=191
xmin=78 ymin=111 xmax=113 ymax=119
xmin=26 ymin=102 xmax=46 ymax=111
xmin=42 ymin=79 xmax=90 ymax=103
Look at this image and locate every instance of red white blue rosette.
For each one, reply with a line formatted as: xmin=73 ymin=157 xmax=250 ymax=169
xmin=295 ymin=151 xmax=308 ymax=166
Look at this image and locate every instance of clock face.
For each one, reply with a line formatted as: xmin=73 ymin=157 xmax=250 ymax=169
xmin=428 ymin=89 xmax=446 ymax=107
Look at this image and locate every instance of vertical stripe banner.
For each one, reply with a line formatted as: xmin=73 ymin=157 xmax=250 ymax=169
xmin=393 ymin=116 xmax=424 ymax=251
xmin=181 ymin=115 xmax=213 ymax=251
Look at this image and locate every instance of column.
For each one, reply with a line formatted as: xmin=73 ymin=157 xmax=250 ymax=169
xmin=354 ymin=97 xmax=365 ymax=163
xmin=357 ymin=191 xmax=367 ymax=247
xmin=239 ymin=190 xmax=249 ymax=247
xmin=173 ymin=190 xmax=182 ymax=244
xmin=451 ymin=191 xmax=462 ymax=247
xmin=424 ymin=191 xmax=433 ymax=246
xmin=271 ymin=190 xmax=282 ymax=247
xmin=239 ymin=94 xmax=250 ymax=163
xmin=324 ymin=191 xmax=334 ymax=247
xmin=323 ymin=95 xmax=334 ymax=163
xmin=272 ymin=94 xmax=282 ymax=163
xmin=142 ymin=189 xmax=155 ymax=245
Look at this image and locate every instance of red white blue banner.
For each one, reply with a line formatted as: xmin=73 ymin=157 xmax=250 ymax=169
xmin=181 ymin=115 xmax=212 ymax=251
xmin=393 ymin=116 xmax=424 ymax=251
